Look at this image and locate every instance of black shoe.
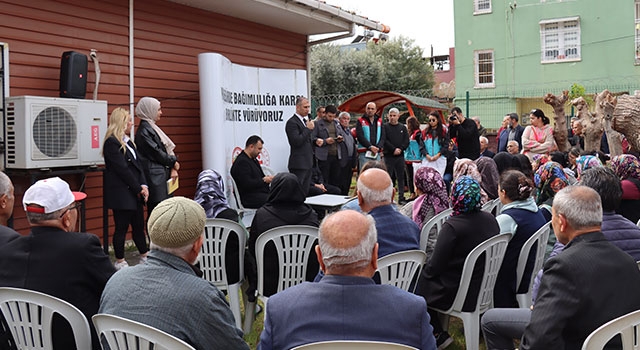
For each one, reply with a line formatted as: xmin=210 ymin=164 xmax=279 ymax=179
xmin=398 ymin=198 xmax=408 ymax=205
xmin=435 ymin=332 xmax=453 ymax=349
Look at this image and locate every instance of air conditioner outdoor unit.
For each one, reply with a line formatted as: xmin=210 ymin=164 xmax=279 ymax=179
xmin=5 ymin=96 xmax=107 ymax=169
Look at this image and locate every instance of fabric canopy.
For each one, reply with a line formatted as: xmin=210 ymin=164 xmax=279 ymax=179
xmin=337 ymin=90 xmax=449 ymax=118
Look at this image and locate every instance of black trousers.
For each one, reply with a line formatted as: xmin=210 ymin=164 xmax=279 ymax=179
xmin=112 ymin=206 xmax=148 ymax=259
xmin=289 ymin=167 xmax=312 ymax=196
xmin=384 ymin=155 xmax=406 ymax=199
xmin=318 ymin=155 xmax=341 ymax=189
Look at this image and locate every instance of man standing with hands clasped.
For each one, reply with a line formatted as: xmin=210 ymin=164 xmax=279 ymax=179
xmin=356 ymin=102 xmax=386 ymax=169
xmin=285 ymin=96 xmax=314 ymax=194
xmin=383 ymin=108 xmax=409 ymax=204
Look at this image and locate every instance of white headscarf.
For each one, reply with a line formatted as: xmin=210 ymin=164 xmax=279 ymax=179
xmin=135 ymin=97 xmax=176 ymax=155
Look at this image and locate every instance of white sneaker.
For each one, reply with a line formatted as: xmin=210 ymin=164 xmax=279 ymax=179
xmin=139 ymin=255 xmax=148 ymax=264
xmin=114 ymin=260 xmax=129 ymax=270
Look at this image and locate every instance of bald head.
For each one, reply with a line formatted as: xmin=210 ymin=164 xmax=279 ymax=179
xmin=552 ymin=185 xmax=602 ymax=244
xmin=357 ymin=168 xmax=394 ymax=211
xmin=365 ymin=102 xmax=377 ymax=118
xmin=317 ymin=210 xmax=378 ymax=276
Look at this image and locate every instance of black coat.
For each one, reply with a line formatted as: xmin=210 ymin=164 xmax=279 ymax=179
xmin=0 ymin=227 xmax=115 ymax=350
xmin=103 ymin=136 xmax=146 ymax=210
xmin=285 ymin=115 xmax=314 ymax=171
xmin=230 ymin=151 xmax=269 ymax=209
xmin=134 ymin=120 xmax=177 ymax=206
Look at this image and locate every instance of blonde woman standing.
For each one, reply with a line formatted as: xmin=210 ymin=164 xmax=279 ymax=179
xmin=103 ymin=108 xmax=149 ymax=270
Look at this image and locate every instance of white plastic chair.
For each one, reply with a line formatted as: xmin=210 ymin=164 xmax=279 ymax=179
xmin=0 ymin=287 xmax=92 ymax=350
xmin=198 ymin=218 xmax=248 ymax=330
xmin=244 ymin=225 xmax=319 ymax=333
xmin=92 ymin=314 xmax=195 ymax=350
xmin=419 ymin=208 xmax=453 ymax=253
xmin=636 ymin=218 xmax=640 ymax=228
xmin=292 ymin=340 xmax=418 ymax=349
xmin=376 ymin=250 xmax=427 ymax=293
xmin=261 ymin=165 xmax=275 ymax=176
xmin=515 ymin=222 xmax=551 ymax=308
xmin=481 ymin=198 xmax=502 ymax=216
xmin=431 ymin=233 xmax=510 ymax=350
xmin=581 ymin=309 xmax=640 ymax=350
xmin=228 ymin=176 xmax=256 ymax=228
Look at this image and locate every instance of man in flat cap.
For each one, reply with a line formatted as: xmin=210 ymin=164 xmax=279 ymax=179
xmin=99 ymin=196 xmax=249 ymax=350
xmin=0 ymin=176 xmax=115 ymax=350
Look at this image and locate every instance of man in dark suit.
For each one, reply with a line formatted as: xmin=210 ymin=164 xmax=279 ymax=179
xmin=521 ymin=186 xmax=640 ymax=349
xmin=479 ymin=136 xmax=495 ymax=158
xmin=230 ymin=135 xmax=273 ymax=208
xmin=285 ymin=96 xmax=314 ymax=194
xmin=0 ymin=177 xmax=116 ymax=350
xmin=259 ymin=210 xmax=436 ymax=350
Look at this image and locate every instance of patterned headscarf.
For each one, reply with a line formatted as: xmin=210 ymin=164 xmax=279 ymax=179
xmin=475 ymin=157 xmax=500 ymax=200
xmin=194 ymin=169 xmax=229 ymax=218
xmin=453 ymin=158 xmax=488 ymax=204
xmin=451 ymin=176 xmax=483 ymax=216
xmin=531 ymin=154 xmax=549 ymax=173
xmin=575 ymin=155 xmax=602 ymax=179
xmin=412 ymin=167 xmax=450 ymax=227
xmin=610 ymin=154 xmax=640 ymax=181
xmin=534 ymin=161 xmax=569 ymax=205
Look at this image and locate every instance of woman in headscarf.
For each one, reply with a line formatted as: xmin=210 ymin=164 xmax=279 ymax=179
xmin=247 ymin=173 xmax=319 ymax=298
xmin=415 ymin=176 xmax=500 ymax=346
xmin=453 ymin=158 xmax=488 ymax=204
xmin=400 ymin=166 xmax=450 ymax=256
xmin=194 ymin=169 xmax=247 ymax=285
xmin=102 ymin=107 xmax=149 ymax=270
xmin=610 ymin=154 xmax=640 ymax=224
xmin=475 ymin=156 xmax=500 ymax=200
xmin=575 ymin=154 xmax=603 ymax=179
xmin=493 ymin=170 xmax=546 ymax=308
xmin=134 ymin=96 xmax=179 ymax=215
xmin=534 ymin=161 xmax=569 ymax=222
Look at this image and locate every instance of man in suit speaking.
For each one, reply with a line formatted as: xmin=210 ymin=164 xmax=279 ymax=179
xmin=285 ymin=96 xmax=314 ymax=194
xmin=259 ymin=210 xmax=437 ymax=350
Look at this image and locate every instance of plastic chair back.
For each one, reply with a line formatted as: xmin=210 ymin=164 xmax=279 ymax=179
xmin=92 ymin=314 xmax=195 ymax=350
xmin=481 ymin=198 xmax=502 ymax=216
xmin=228 ymin=176 xmax=256 ymax=228
xmin=431 ymin=233 xmax=510 ymax=350
xmin=376 ymin=250 xmax=427 ymax=292
xmin=581 ymin=309 xmax=640 ymax=350
xmin=255 ymin=225 xmax=319 ymax=295
xmin=419 ymin=208 xmax=453 ymax=253
xmin=292 ymin=340 xmax=418 ymax=349
xmin=515 ymin=222 xmax=551 ymax=308
xmin=0 ymin=287 xmax=92 ymax=350
xmin=198 ymin=218 xmax=247 ymax=329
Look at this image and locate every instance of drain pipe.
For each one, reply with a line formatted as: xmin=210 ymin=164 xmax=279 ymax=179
xmin=129 ymin=0 xmax=135 ymax=126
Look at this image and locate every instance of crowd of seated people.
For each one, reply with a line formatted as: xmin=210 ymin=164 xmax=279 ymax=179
xmin=6 ymin=103 xmax=640 ymax=350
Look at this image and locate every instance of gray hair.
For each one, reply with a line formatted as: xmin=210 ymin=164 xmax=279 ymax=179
xmin=388 ymin=108 xmax=399 ymax=114
xmin=26 ymin=207 xmax=66 ymax=224
xmin=319 ymin=214 xmax=377 ymax=270
xmin=479 ymin=136 xmax=488 ymax=144
xmin=150 ymin=240 xmax=197 ymax=259
xmin=357 ymin=176 xmax=393 ymax=205
xmin=472 ymin=116 xmax=480 ymax=122
xmin=552 ymin=185 xmax=602 ymax=229
xmin=339 ymin=111 xmax=350 ymax=119
xmin=0 ymin=172 xmax=11 ymax=196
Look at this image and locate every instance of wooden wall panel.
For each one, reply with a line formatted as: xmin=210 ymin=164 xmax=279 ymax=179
xmin=1 ymin=0 xmax=308 ymax=243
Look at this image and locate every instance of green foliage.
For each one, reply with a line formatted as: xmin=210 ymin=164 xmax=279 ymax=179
xmin=310 ymin=36 xmax=434 ymax=96
xmin=567 ymin=83 xmax=594 ymax=106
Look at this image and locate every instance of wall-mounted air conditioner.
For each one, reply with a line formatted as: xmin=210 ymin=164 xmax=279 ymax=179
xmin=5 ymin=96 xmax=107 ymax=169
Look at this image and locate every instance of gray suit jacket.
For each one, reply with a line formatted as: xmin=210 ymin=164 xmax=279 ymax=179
xmin=311 ymin=118 xmax=345 ymax=161
xmin=259 ymin=275 xmax=437 ymax=350
xmin=522 ymin=231 xmax=640 ymax=350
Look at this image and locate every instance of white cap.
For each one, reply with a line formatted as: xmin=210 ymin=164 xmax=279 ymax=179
xmin=23 ymin=177 xmax=87 ymax=214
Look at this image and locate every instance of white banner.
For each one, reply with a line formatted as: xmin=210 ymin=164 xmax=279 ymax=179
xmin=198 ymin=53 xmax=308 ymax=183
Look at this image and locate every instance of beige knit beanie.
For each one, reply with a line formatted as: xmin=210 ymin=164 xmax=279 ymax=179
xmin=148 ymin=196 xmax=206 ymax=248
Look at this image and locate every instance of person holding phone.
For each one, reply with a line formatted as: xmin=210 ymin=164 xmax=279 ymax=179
xmin=447 ymin=106 xmax=480 ymax=160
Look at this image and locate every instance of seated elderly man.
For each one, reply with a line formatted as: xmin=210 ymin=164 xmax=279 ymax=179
xmin=506 ymin=140 xmax=520 ymax=155
xmin=99 ymin=196 xmax=249 ymax=350
xmin=0 ymin=177 xmax=115 ymax=350
xmin=482 ymin=185 xmax=640 ymax=349
xmin=357 ymin=168 xmax=420 ymax=257
xmin=259 ymin=210 xmax=436 ymax=350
